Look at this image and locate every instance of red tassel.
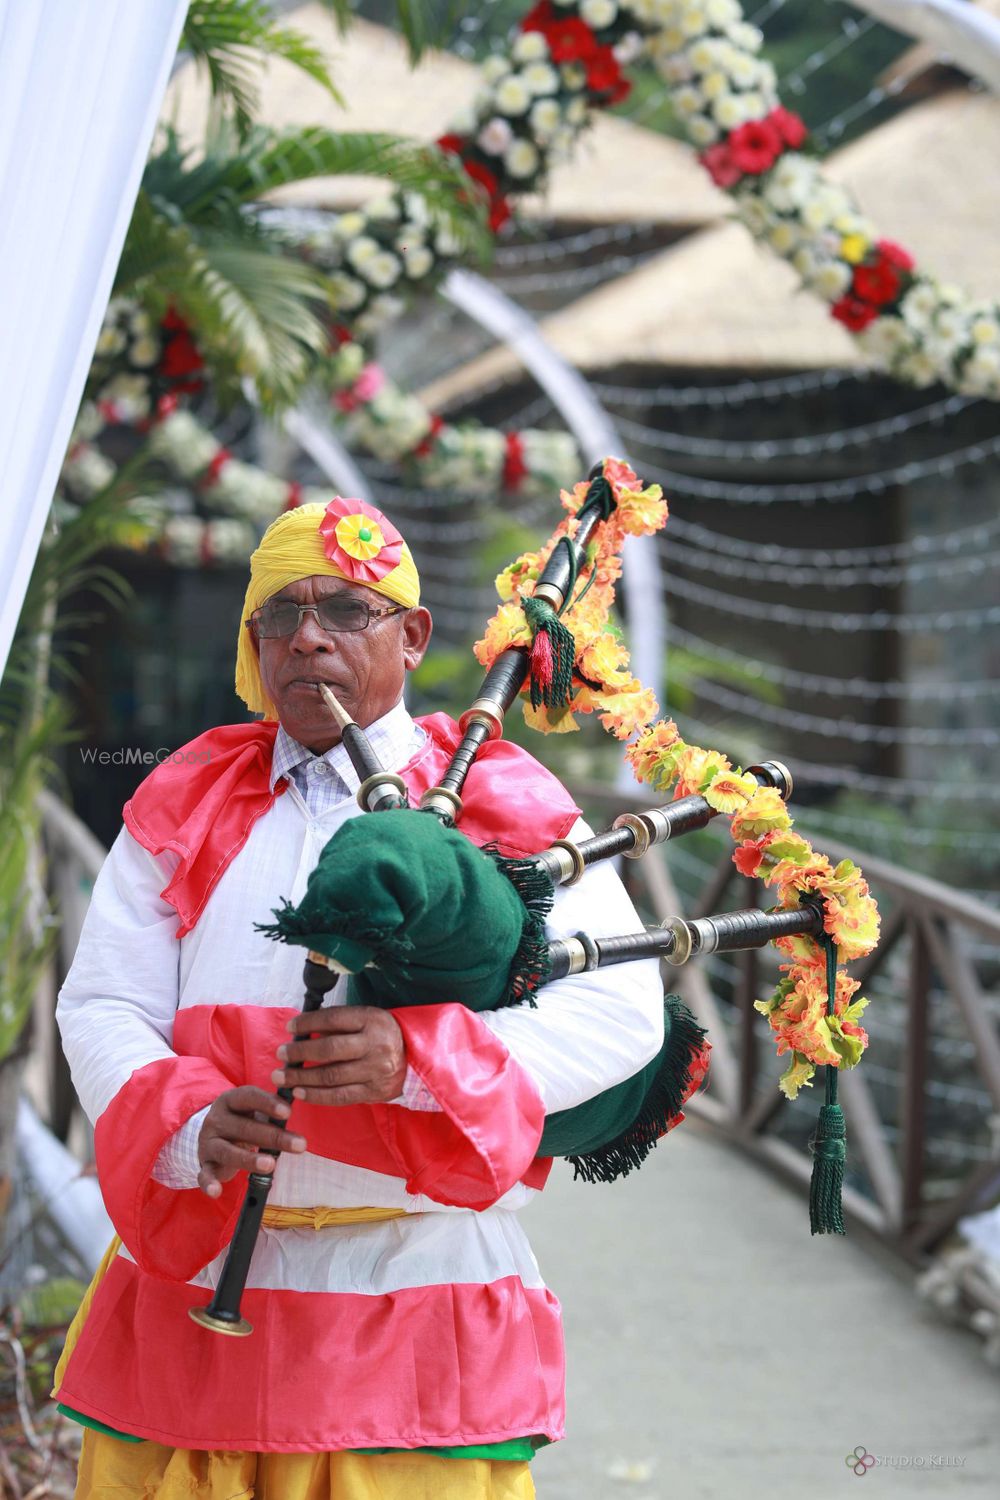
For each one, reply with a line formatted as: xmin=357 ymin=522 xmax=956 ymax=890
xmin=530 ymin=627 xmax=554 ymax=692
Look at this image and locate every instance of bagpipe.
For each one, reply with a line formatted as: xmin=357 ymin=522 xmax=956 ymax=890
xmin=190 ymin=460 xmax=868 ymax=1337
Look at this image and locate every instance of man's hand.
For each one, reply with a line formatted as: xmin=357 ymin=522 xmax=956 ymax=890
xmin=271 ymin=1006 xmax=407 ymax=1106
xmin=197 ymin=1086 xmax=307 ymax=1199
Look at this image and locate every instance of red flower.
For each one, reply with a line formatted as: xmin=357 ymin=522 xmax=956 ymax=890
xmin=502 ymin=431 xmax=528 ymax=492
xmin=728 ymin=117 xmax=783 ymax=175
xmin=412 ymin=413 xmax=444 ymax=460
xmin=852 ymin=258 xmax=901 ymax=307
xmin=876 ymin=238 xmax=914 ymax=273
xmin=586 ymin=45 xmax=628 ymax=99
xmin=769 ymin=106 xmax=807 ymax=149
xmin=202 ymin=448 xmax=232 ymax=487
xmin=463 ymin=158 xmax=498 ymax=199
xmin=436 ymin=133 xmax=465 ymax=156
xmin=520 ymin=0 xmax=555 ymax=33
xmin=700 ymin=142 xmax=741 ymax=188
xmin=832 ymin=294 xmax=879 ymax=332
xmin=489 ymin=194 xmax=513 ymax=232
xmin=545 ymin=17 xmax=600 ymax=62
xmin=159 ymin=330 xmax=204 ymax=380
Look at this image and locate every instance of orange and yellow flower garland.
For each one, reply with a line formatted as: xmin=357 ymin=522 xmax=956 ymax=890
xmin=477 ymin=457 xmax=880 ymax=1102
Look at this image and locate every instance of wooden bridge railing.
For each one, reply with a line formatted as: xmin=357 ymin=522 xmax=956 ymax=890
xmin=572 ymin=780 xmax=1000 ymax=1270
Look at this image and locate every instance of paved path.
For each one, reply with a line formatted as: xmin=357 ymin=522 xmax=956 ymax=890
xmin=522 ymin=1117 xmax=999 ymax=1499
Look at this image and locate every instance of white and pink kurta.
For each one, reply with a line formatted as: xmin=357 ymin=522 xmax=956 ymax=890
xmin=54 ymin=707 xmax=663 ymax=1454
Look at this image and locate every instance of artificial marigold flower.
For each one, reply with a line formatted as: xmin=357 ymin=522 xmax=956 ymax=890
xmin=577 ymin=631 xmax=633 ymax=690
xmin=831 ymin=293 xmax=879 ymax=331
xmin=602 ymin=455 xmax=641 ymax=493
xmin=733 ymin=832 xmax=781 ymax=878
xmin=474 ymin=602 xmax=531 ymax=669
xmin=729 ymin=786 xmax=792 ymax=841
xmin=727 ymin=117 xmax=783 ymax=175
xmin=595 ymin=682 xmax=659 ymax=739
xmin=625 ymin=719 xmax=684 ymax=789
xmin=673 ymin=744 xmax=732 ymax=799
xmin=702 ymin=769 xmax=759 ymax=816
xmin=615 ymin=483 xmax=669 ymax=536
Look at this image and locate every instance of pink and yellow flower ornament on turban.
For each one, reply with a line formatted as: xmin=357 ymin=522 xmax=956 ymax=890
xmin=235 ymin=496 xmax=420 ymax=720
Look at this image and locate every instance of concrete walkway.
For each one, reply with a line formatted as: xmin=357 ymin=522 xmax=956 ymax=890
xmin=522 ymin=1117 xmax=999 ymax=1499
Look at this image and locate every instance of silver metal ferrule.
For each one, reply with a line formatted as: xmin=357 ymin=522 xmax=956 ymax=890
xmin=660 ymin=915 xmax=694 ymax=967
xmin=686 ymin=916 xmax=720 ymax=956
xmin=641 ymin=807 xmax=675 ymax=846
xmin=356 ymin=772 xmax=407 ymax=812
xmin=419 ymin=785 xmax=464 ymax=821
xmin=458 ymin=699 xmax=506 ymax=740
xmin=545 ymin=838 xmax=586 ymax=885
xmin=612 ymin=812 xmax=652 ymax=860
xmin=558 ymin=936 xmax=589 ymax=976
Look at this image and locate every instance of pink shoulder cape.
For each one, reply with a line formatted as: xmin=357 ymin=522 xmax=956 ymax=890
xmin=123 ymin=712 xmax=581 ymax=937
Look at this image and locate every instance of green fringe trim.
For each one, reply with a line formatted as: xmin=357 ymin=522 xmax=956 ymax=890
xmin=485 ymin=847 xmax=557 ymax=1010
xmin=567 ymin=996 xmax=709 ymax=1184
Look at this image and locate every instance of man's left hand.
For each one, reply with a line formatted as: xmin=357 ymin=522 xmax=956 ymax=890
xmin=271 ymin=1006 xmax=407 ymax=1106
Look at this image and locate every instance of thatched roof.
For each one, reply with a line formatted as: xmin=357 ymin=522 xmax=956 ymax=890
xmin=162 ymin=6 xmax=725 ymax=227
xmin=417 ymin=87 xmax=1000 ymax=403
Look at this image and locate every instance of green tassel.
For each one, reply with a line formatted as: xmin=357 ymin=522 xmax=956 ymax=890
xmin=808 ymin=936 xmax=848 ymax=1235
xmin=522 ymin=594 xmax=576 ymax=710
xmin=487 ymin=848 xmax=556 ymax=1009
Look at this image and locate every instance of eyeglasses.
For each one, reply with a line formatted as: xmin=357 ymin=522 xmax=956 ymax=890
xmin=246 ymin=597 xmax=406 ymax=639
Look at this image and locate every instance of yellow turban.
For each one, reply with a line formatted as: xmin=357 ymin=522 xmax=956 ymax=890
xmin=235 ymin=498 xmax=421 ymax=719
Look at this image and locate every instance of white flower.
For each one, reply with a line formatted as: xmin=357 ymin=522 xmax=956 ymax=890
xmin=901 ymin=281 xmax=939 ymax=331
xmin=369 ymin=294 xmax=406 ymax=324
xmin=130 ymin=336 xmax=159 ymax=368
xmin=333 ymin=211 xmax=367 ymax=241
xmin=404 ymin=245 xmax=435 ymax=279
xmin=346 ymin=235 xmax=380 ymax=269
xmin=934 ymin=307 xmax=969 ymax=345
xmin=477 ymin=116 xmax=514 ymax=155
xmin=434 ymin=224 xmax=463 ymax=257
xmin=512 ymin=31 xmax=549 ymax=63
xmin=613 ymin=31 xmax=646 ymax=64
xmin=95 ymin=326 xmax=126 ymax=357
xmin=495 ymin=74 xmax=532 ymax=115
xmin=449 ymin=104 xmax=479 ymax=136
xmin=505 ymin=138 xmax=540 ymax=179
xmin=402 ymin=193 xmax=430 ymax=227
xmin=729 ymin=21 xmax=763 ymax=51
xmin=857 ymin=316 xmax=910 ymax=361
xmin=756 ymin=59 xmax=778 ymax=96
xmin=680 ymin=8 xmax=709 ymax=38
xmin=728 ymin=52 xmax=758 ymax=87
xmin=971 ymin=316 xmax=999 ymax=345
xmin=550 ymin=125 xmax=577 ymax=162
xmin=792 ymin=246 xmax=817 ymax=281
xmin=801 ymin=196 xmax=837 ymax=231
xmin=766 ymin=155 xmax=815 ymax=211
xmin=688 ymin=114 xmax=720 ymax=146
xmin=706 ymin=0 xmax=740 ymax=25
xmin=561 ymin=62 xmax=588 ymax=89
xmin=530 ymin=98 xmax=563 ymax=138
xmin=768 ymin=221 xmax=798 ymax=255
xmin=565 ymin=96 xmax=588 ymax=125
xmin=960 ymin=346 xmax=1000 ymax=393
xmin=811 ymin=261 xmax=851 ymax=299
xmin=700 ymin=70 xmax=728 ymax=102
xmin=739 ymin=90 xmax=765 ymax=122
xmin=737 ymin=194 xmax=769 ymax=236
xmin=482 ymin=55 xmax=511 ymax=84
xmin=898 ymin=351 xmax=938 ymax=387
xmin=331 ymin=340 xmax=365 ymax=384
xmin=687 ymin=38 xmax=720 ymax=72
xmin=581 ymin=0 xmax=618 ymax=27
xmin=330 ymin=273 xmax=367 ymax=312
xmin=711 ymin=93 xmax=744 ymax=129
xmin=128 ymin=310 xmax=152 ymax=338
xmin=362 ymin=250 xmax=401 ymax=289
xmin=673 ymin=85 xmax=704 ymax=117
xmin=366 ymin=195 xmax=400 ymax=223
xmin=522 ymin=61 xmax=560 ymax=96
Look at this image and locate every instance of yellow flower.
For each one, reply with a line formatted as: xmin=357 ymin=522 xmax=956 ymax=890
xmin=729 ymin=787 xmax=793 ymax=841
xmin=596 ymin=683 xmax=658 ymax=740
xmin=615 ymin=483 xmax=669 ymax=537
xmin=495 ymin=552 xmax=539 ymax=602
xmin=473 ymin=603 xmax=531 ymax=670
xmin=777 ymin=1051 xmax=816 ymax=1100
xmin=335 ymin=512 xmax=385 ymax=561
xmin=522 ymin=700 xmax=580 ymax=734
xmin=577 ymin=632 xmax=633 ymax=690
xmin=840 ymin=233 xmax=868 ymax=264
xmin=626 ymin=720 xmax=684 ymax=790
xmin=673 ymin=745 xmax=732 ymax=799
xmin=702 ymin=769 xmax=758 ymax=816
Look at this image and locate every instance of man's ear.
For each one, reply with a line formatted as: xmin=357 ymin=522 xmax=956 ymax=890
xmin=402 ymin=607 xmax=433 ymax=672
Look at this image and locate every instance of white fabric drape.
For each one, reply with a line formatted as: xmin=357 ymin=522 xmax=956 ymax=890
xmin=851 ymin=0 xmax=1000 ymax=92
xmin=0 ymin=0 xmax=189 ymax=679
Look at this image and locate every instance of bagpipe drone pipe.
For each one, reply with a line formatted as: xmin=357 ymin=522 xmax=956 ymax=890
xmin=190 ymin=462 xmax=838 ymax=1337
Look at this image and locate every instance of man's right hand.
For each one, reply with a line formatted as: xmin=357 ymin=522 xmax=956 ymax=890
xmin=197 ymin=1086 xmax=307 ymax=1198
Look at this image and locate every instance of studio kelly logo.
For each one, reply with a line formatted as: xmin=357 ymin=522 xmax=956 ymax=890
xmin=845 ymin=1447 xmax=876 ymax=1477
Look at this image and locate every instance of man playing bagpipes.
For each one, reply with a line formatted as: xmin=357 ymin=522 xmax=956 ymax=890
xmin=53 ymin=484 xmax=708 ymax=1499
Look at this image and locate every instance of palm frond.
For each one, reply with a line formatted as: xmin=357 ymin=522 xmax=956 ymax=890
xmin=180 ymin=0 xmax=343 ymax=137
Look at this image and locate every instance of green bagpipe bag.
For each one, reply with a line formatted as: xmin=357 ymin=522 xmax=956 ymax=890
xmin=257 ymin=808 xmax=710 ymax=1182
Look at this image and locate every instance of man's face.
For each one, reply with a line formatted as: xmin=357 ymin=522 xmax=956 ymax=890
xmin=253 ymin=574 xmax=432 ymax=752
